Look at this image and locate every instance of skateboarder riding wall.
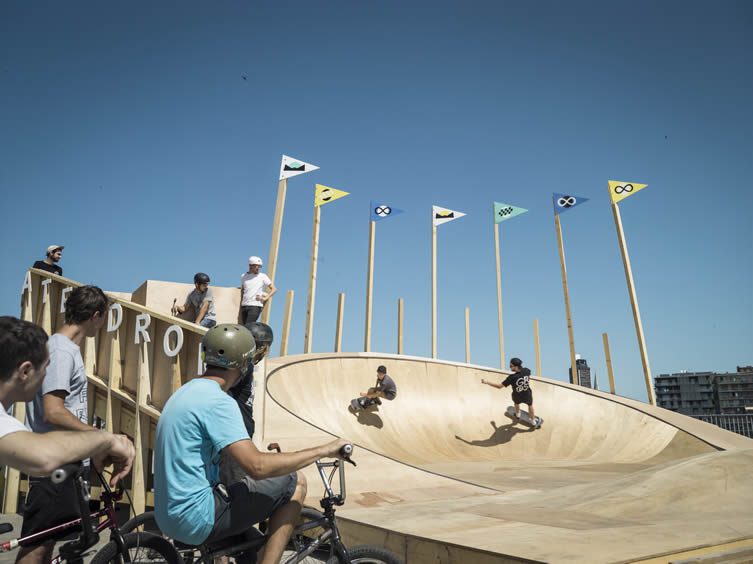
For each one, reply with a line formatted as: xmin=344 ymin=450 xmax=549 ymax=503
xmin=481 ymin=357 xmax=542 ymax=428
xmin=353 ymin=365 xmax=397 ymax=410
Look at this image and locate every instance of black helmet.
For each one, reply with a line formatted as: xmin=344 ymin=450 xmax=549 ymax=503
xmin=194 ymin=272 xmax=210 ymax=284
xmin=246 ymin=322 xmax=274 ymax=365
xmin=510 ymin=357 xmax=523 ymax=368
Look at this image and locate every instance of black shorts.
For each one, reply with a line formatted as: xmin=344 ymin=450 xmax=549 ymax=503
xmin=512 ymin=390 xmax=533 ymax=406
xmin=21 ymin=470 xmax=90 ymax=545
xmin=240 ymin=306 xmax=263 ymax=326
xmin=205 ymin=473 xmax=297 ymax=544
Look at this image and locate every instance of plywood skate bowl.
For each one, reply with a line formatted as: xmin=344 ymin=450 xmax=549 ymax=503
xmin=264 ymin=353 xmax=753 ymax=563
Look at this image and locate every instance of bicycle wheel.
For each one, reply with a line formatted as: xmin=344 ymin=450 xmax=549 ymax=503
xmin=90 ymin=532 xmax=181 ymax=564
xmin=120 ymin=511 xmax=200 ymax=564
xmin=327 ymin=545 xmax=403 ymax=564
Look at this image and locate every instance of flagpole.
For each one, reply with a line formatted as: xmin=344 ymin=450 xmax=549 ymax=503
xmin=493 ymin=220 xmax=505 ymax=368
xmin=554 ymin=213 xmax=578 ymax=385
xmin=431 ymin=220 xmax=437 ymax=359
xmin=364 ymin=220 xmax=376 ymax=352
xmin=262 ymin=178 xmax=287 ymax=325
xmin=611 ymin=202 xmax=655 ymax=404
xmin=304 ymin=205 xmax=321 ymax=354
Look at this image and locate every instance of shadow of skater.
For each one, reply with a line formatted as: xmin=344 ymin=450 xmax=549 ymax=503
xmin=454 ymin=420 xmax=531 ymax=447
xmin=348 ymin=405 xmax=384 ymax=428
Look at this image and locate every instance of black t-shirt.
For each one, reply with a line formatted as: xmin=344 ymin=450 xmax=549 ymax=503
xmin=228 ymin=364 xmax=255 ymax=438
xmin=32 ymin=261 xmax=62 ymax=276
xmin=502 ymin=368 xmax=531 ymax=394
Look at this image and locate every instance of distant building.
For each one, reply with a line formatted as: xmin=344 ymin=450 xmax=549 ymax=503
xmin=569 ymin=355 xmax=592 ymax=388
xmin=716 ymin=367 xmax=753 ymax=414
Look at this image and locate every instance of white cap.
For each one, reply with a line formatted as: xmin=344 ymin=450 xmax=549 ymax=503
xmin=47 ymin=245 xmax=64 ymax=255
xmin=248 ymin=256 xmax=263 ymax=266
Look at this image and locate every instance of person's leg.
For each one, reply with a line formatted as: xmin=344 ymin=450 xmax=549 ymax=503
xmin=247 ymin=306 xmax=262 ymax=323
xmin=257 ymin=472 xmax=307 ymax=564
xmin=513 ymin=402 xmax=521 ymax=418
xmin=15 ymin=543 xmax=54 ymax=564
xmin=201 ymin=318 xmax=217 ymax=329
xmin=240 ymin=306 xmax=249 ymax=326
xmin=528 ymin=403 xmax=536 ymax=420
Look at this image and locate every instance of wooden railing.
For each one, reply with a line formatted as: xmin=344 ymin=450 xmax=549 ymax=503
xmin=2 ymin=268 xmax=206 ymax=514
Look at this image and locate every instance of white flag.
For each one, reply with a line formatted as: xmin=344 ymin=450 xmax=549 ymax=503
xmin=279 ymin=155 xmax=320 ymax=180
xmin=432 ymin=205 xmax=466 ymax=226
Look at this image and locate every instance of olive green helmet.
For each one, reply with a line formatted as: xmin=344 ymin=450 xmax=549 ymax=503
xmin=201 ymin=324 xmax=256 ymax=372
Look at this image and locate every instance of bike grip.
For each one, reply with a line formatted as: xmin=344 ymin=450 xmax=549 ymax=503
xmin=339 ymin=444 xmax=353 ymax=457
xmin=51 ymin=462 xmax=82 ymax=484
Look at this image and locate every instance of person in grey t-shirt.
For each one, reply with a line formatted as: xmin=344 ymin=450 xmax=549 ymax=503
xmin=19 ymin=286 xmax=110 ymax=564
xmin=174 ymin=272 xmax=217 ymax=328
xmin=357 ymin=365 xmax=397 ymax=409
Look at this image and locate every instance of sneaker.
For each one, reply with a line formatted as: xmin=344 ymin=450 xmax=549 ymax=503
xmin=533 ymin=417 xmax=542 ymax=428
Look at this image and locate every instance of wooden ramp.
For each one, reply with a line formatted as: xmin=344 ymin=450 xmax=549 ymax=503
xmin=262 ymin=353 xmax=753 ymax=564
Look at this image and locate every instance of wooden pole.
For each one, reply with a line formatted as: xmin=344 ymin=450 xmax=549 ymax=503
xmin=431 ymin=222 xmax=437 ymax=359
xmin=602 ymin=332 xmax=616 ymax=395
xmin=364 ymin=220 xmax=376 ymax=352
xmin=397 ymin=298 xmax=404 ymax=354
xmin=534 ymin=318 xmax=541 ymax=377
xmin=279 ymin=290 xmax=294 ymax=356
xmin=554 ymin=213 xmax=578 ymax=385
xmin=335 ymin=292 xmax=345 ymax=352
xmin=304 ymin=205 xmax=321 ymax=354
xmin=262 ymin=178 xmax=287 ymax=325
xmin=611 ymin=202 xmax=655 ymax=404
xmin=464 ymin=306 xmax=471 ymax=364
xmin=493 ymin=221 xmax=505 ymax=368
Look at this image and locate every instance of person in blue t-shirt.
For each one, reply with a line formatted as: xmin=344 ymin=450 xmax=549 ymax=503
xmin=154 ymin=324 xmax=349 ymax=564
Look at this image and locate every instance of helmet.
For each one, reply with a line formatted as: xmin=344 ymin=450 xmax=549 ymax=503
xmin=510 ymin=357 xmax=523 ymax=368
xmin=202 ymin=324 xmax=255 ymax=372
xmin=248 ymin=256 xmax=263 ymax=266
xmin=194 ymin=272 xmax=210 ymax=284
xmin=246 ymin=322 xmax=273 ymax=365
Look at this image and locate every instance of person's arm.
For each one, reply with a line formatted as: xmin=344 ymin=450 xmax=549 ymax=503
xmin=481 ymin=378 xmax=505 ymax=389
xmin=261 ymin=281 xmax=277 ymax=303
xmin=0 ymin=430 xmax=134 ymax=485
xmin=195 ymin=300 xmax=210 ymax=324
xmin=225 ymin=437 xmax=349 ymax=481
xmin=43 ymin=391 xmax=95 ymax=432
xmin=175 ymin=301 xmax=188 ymax=314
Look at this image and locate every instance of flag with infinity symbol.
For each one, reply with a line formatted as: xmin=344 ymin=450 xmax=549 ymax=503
xmin=279 ymin=155 xmax=320 ymax=180
xmin=608 ymin=180 xmax=648 ymax=204
xmin=314 ymin=184 xmax=349 ymax=207
xmin=552 ymin=193 xmax=589 ymax=215
xmin=370 ymin=201 xmax=404 ymax=222
xmin=493 ymin=202 xmax=528 ymax=224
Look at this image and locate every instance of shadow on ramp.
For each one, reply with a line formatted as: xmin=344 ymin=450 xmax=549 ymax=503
xmin=455 ymin=420 xmax=532 ymax=447
xmin=348 ymin=405 xmax=384 ymax=428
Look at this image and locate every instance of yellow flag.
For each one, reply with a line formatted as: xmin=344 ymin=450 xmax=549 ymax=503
xmin=314 ymin=184 xmax=349 ymax=207
xmin=608 ymin=180 xmax=648 ymax=204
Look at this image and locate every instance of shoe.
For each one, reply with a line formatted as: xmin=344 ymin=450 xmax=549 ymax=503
xmin=533 ymin=418 xmax=542 ymax=428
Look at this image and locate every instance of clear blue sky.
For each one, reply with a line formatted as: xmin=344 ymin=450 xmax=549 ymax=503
xmin=1 ymin=1 xmax=751 ymax=402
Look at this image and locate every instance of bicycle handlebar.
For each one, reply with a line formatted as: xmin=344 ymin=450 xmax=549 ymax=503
xmin=51 ymin=462 xmax=83 ymax=484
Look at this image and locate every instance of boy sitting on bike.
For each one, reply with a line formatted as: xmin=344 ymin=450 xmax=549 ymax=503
xmin=154 ymin=324 xmax=349 ymax=564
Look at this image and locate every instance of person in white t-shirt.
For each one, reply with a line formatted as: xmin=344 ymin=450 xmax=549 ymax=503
xmin=239 ymin=256 xmax=276 ymax=326
xmin=0 ymin=315 xmax=134 ymax=484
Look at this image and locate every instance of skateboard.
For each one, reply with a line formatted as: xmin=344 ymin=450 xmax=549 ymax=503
xmin=505 ymin=406 xmax=543 ymax=428
xmin=349 ymin=397 xmax=380 ymax=413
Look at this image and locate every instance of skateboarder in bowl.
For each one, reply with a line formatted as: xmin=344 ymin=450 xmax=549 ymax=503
xmin=356 ymin=365 xmax=397 ymax=409
xmin=481 ymin=357 xmax=542 ymax=428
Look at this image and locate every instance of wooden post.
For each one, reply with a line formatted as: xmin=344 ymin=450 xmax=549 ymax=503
xmin=602 ymin=332 xmax=616 ymax=395
xmin=534 ymin=318 xmax=541 ymax=377
xmin=262 ymin=179 xmax=287 ymax=324
xmin=431 ymin=222 xmax=437 ymax=359
xmin=131 ymin=337 xmax=152 ymax=516
xmin=304 ymin=206 xmax=321 ymax=354
xmin=364 ymin=220 xmax=376 ymax=352
xmin=397 ymin=298 xmax=404 ymax=354
xmin=279 ymin=290 xmax=294 ymax=357
xmin=611 ymin=202 xmax=655 ymax=404
xmin=335 ymin=293 xmax=345 ymax=352
xmin=554 ymin=213 xmax=578 ymax=384
xmin=494 ymin=221 xmax=505 ymax=368
xmin=464 ymin=307 xmax=471 ymax=364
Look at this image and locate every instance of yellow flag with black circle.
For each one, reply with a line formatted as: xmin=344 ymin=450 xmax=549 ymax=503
xmin=314 ymin=184 xmax=349 ymax=207
xmin=608 ymin=180 xmax=648 ymax=204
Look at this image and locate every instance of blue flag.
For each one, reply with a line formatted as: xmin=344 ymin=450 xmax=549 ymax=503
xmin=552 ymin=193 xmax=589 ymax=215
xmin=370 ymin=201 xmax=404 ymax=222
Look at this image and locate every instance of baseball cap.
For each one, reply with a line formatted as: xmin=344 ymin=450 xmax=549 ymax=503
xmin=47 ymin=245 xmax=64 ymax=254
xmin=248 ymin=256 xmax=263 ymax=266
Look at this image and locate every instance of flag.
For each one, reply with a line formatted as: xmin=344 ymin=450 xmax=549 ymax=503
xmin=608 ymin=180 xmax=648 ymax=204
xmin=279 ymin=155 xmax=320 ymax=180
xmin=552 ymin=193 xmax=589 ymax=215
xmin=370 ymin=201 xmax=404 ymax=222
xmin=432 ymin=205 xmax=466 ymax=226
xmin=494 ymin=202 xmax=528 ymax=224
xmin=314 ymin=184 xmax=349 ymax=207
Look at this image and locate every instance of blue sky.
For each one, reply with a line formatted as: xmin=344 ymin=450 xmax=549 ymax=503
xmin=1 ymin=1 xmax=751 ymax=402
